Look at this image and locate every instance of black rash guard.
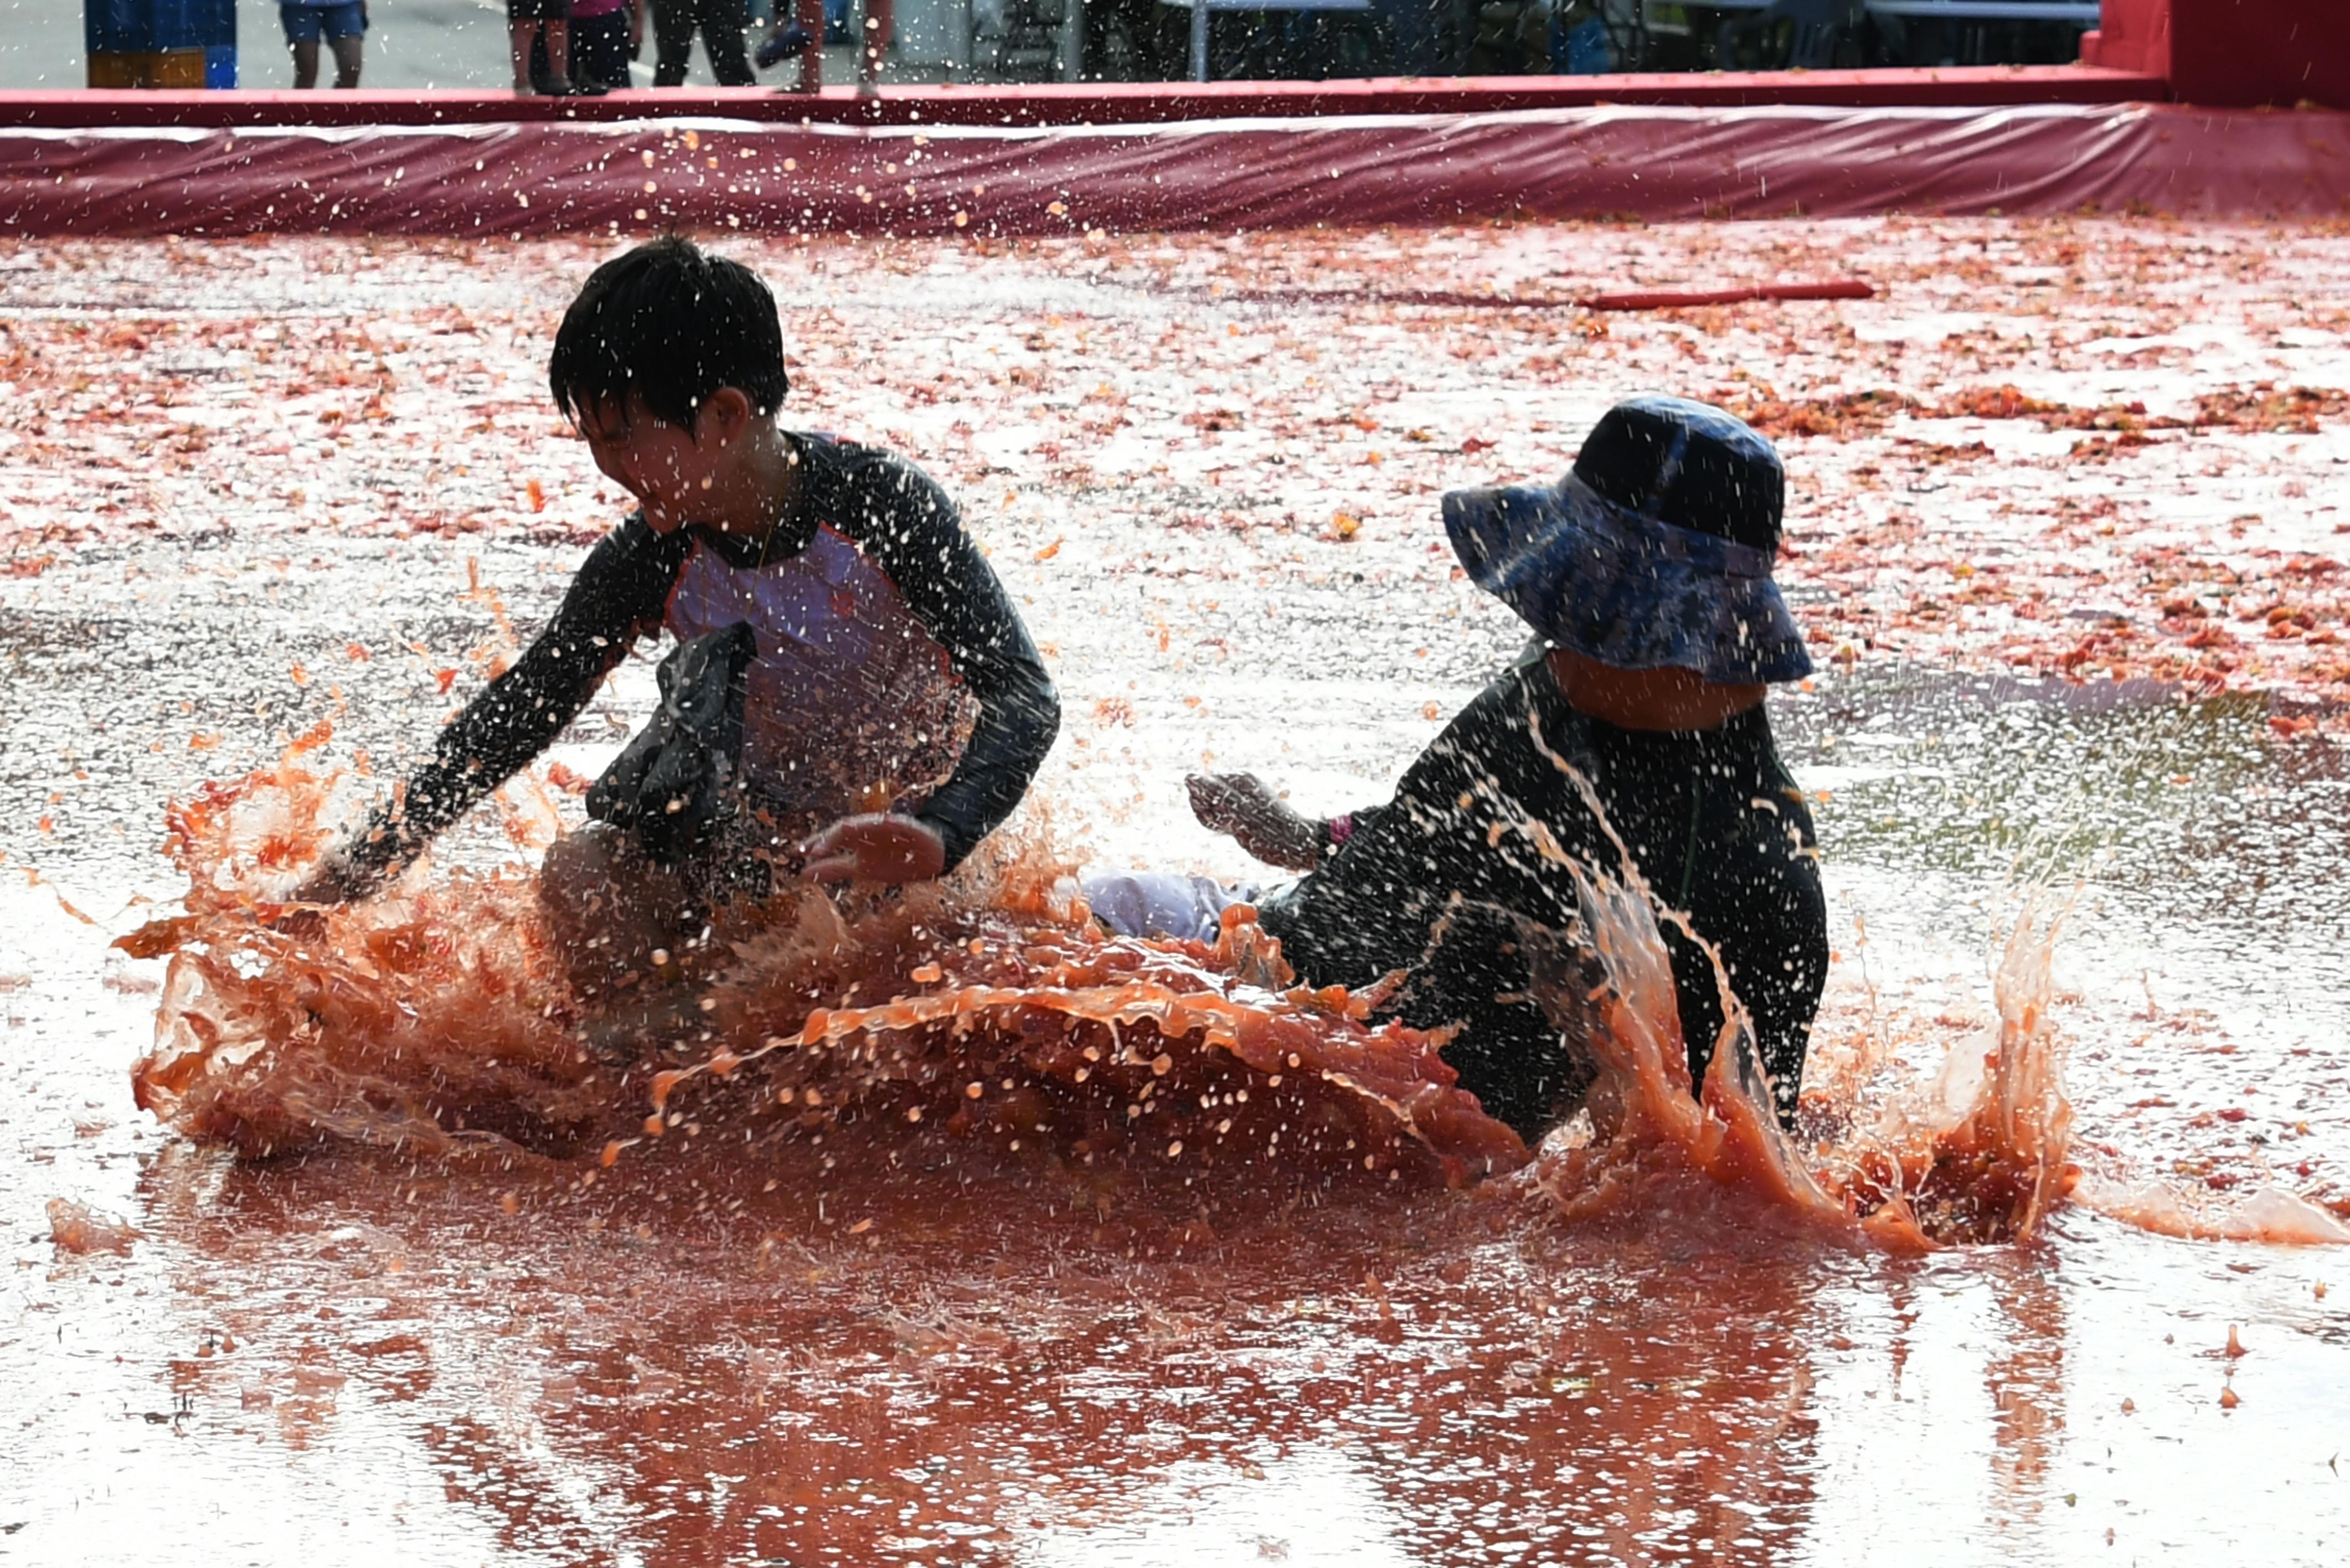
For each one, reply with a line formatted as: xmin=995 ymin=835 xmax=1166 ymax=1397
xmin=1257 ymin=647 xmax=1827 ymax=1137
xmin=344 ymin=434 xmax=1059 ymax=881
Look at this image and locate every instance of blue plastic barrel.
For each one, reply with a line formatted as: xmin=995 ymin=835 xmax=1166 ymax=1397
xmin=86 ymin=0 xmax=237 ymax=86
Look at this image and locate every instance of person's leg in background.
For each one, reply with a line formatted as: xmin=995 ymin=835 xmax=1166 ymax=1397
xmin=797 ymin=0 xmax=826 ymax=85
xmin=571 ymin=7 xmax=631 ymax=86
xmin=282 ymin=4 xmax=322 ymax=87
xmin=505 ymin=6 xmax=538 ymax=89
xmin=326 ymin=1 xmax=366 ymax=86
xmin=508 ymin=0 xmax=577 ymax=91
xmin=700 ymin=0 xmax=757 ymax=84
xmin=544 ymin=13 xmax=573 ymax=86
xmin=753 ymin=0 xmax=820 ymax=74
xmin=652 ymin=0 xmax=698 ymax=84
xmin=856 ymin=0 xmax=892 ymax=89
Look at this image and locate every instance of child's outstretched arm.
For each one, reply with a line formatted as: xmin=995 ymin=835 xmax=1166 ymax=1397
xmin=1186 ymin=773 xmax=1387 ymax=871
xmin=301 ymin=519 xmax=689 ymax=901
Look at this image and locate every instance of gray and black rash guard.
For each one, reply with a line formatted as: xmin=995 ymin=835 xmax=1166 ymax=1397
xmin=344 ymin=433 xmax=1059 ymax=880
xmin=1256 ymin=647 xmax=1827 ymax=1138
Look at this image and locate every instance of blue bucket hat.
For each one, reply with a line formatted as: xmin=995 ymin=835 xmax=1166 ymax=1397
xmin=1441 ymin=395 xmax=1812 ymax=685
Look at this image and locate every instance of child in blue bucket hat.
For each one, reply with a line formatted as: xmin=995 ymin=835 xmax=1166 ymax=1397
xmin=1089 ymin=395 xmax=1828 ymax=1141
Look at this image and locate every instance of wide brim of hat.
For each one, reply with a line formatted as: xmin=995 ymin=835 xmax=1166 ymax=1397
xmin=1442 ymin=478 xmax=1813 ymax=685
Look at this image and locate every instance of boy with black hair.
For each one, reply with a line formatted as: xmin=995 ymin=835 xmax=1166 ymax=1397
xmin=1091 ymin=396 xmax=1828 ymax=1139
xmin=297 ymin=237 xmax=1061 ymax=996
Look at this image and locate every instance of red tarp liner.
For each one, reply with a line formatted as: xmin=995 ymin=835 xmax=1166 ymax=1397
xmin=2 ymin=103 xmax=2346 ymax=239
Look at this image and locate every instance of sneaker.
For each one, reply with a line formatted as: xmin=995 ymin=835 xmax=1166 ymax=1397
xmin=756 ymin=21 xmax=814 ymax=69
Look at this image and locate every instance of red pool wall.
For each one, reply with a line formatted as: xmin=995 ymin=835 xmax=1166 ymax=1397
xmin=3 ymin=101 xmax=2344 ymax=238
xmin=0 ymin=32 xmax=2346 ymax=239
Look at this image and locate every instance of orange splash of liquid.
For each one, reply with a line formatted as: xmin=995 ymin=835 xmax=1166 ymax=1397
xmin=47 ymin=1197 xmax=138 ymax=1256
xmin=120 ymin=746 xmax=1526 ymax=1188
xmin=2071 ymin=1174 xmax=2350 ymax=1245
xmin=1824 ymin=893 xmax=2081 ymax=1247
xmin=1520 ymin=859 xmax=2079 ymax=1253
xmin=121 ymin=752 xmax=602 ymax=1160
xmin=1491 ymin=728 xmax=2083 ymax=1251
xmin=123 ymin=737 xmax=2099 ymax=1251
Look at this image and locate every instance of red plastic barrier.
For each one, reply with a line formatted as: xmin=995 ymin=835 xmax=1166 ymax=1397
xmin=2084 ymin=1 xmax=2350 ymax=111
xmin=2 ymin=103 xmax=2346 ymax=239
xmin=1579 ymin=281 xmax=1877 ymax=311
xmin=2079 ymin=0 xmax=2171 ymax=79
xmin=0 ymin=69 xmax=2168 ymax=130
xmin=2168 ymin=0 xmax=2350 ymax=111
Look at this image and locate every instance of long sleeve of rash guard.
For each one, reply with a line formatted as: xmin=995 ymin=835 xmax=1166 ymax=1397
xmin=343 ymin=445 xmax=1055 ymax=885
xmin=341 ymin=518 xmax=690 ymax=883
xmin=818 ymin=446 xmax=1060 ymax=871
xmin=1316 ymin=643 xmax=1550 ymax=857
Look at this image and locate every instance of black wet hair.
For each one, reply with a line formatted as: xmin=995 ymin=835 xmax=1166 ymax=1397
xmin=548 ymin=235 xmax=789 ymax=434
xmin=1571 ymin=394 xmax=1785 ymax=555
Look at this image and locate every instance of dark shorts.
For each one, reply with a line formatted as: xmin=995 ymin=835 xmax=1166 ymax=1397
xmin=570 ymin=9 xmax=634 ymax=86
xmin=507 ymin=0 xmax=572 ymax=19
xmin=280 ymin=2 xmax=366 ymax=43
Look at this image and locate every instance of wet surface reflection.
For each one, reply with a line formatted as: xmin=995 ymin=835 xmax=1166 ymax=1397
xmin=7 ymin=229 xmax=2350 ymax=1563
xmin=43 ymin=1109 xmax=1864 ymax=1568
xmin=1775 ymin=668 xmax=2350 ymax=1215
xmin=8 ymin=632 xmax=2348 ymax=1565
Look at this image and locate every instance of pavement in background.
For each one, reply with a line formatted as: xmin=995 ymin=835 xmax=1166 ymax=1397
xmin=3 ymin=0 xmax=888 ymax=91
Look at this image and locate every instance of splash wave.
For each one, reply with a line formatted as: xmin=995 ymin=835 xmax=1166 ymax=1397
xmin=123 ymin=741 xmax=2111 ymax=1251
xmin=121 ymin=747 xmax=1526 ymax=1188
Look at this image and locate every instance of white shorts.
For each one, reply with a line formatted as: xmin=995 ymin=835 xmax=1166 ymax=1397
xmin=1081 ymin=870 xmax=1261 ymax=945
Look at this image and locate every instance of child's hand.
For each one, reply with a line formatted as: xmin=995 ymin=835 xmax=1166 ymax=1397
xmin=1186 ymin=773 xmax=1325 ymax=870
xmin=801 ymin=813 xmax=946 ymax=885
